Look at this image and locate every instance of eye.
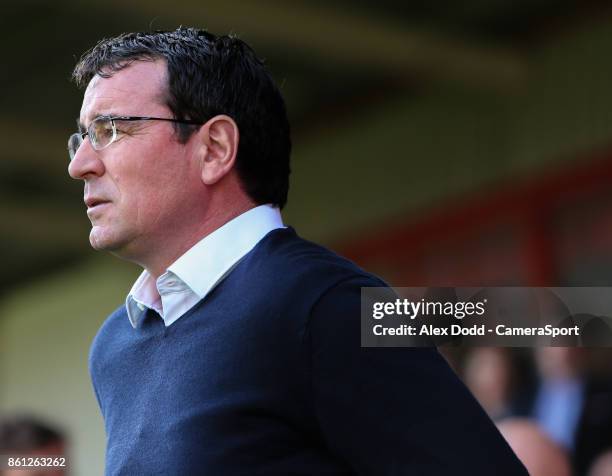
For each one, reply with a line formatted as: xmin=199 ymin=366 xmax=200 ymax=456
xmin=90 ymin=117 xmax=116 ymax=148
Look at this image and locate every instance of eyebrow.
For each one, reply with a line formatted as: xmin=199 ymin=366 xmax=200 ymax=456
xmin=77 ymin=111 xmax=115 ymax=132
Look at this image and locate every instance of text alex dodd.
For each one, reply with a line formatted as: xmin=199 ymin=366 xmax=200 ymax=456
xmin=372 ymin=323 xmax=580 ymax=337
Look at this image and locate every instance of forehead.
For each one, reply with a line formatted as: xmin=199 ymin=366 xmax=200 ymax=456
xmin=80 ymin=59 xmax=168 ymax=123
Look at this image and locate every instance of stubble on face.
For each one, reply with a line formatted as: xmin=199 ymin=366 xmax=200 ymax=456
xmin=78 ymin=60 xmax=195 ymax=262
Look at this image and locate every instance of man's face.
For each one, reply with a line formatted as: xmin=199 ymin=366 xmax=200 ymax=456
xmin=68 ymin=60 xmax=203 ymax=262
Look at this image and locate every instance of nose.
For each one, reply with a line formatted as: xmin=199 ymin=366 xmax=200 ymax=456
xmin=68 ymin=137 xmax=105 ymax=180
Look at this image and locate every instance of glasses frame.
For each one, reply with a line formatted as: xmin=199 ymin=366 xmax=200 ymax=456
xmin=68 ymin=115 xmax=204 ymax=161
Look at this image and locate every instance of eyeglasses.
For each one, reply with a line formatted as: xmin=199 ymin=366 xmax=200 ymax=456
xmin=67 ymin=115 xmax=203 ymax=161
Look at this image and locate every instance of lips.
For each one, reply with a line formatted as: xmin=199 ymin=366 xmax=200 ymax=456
xmin=85 ymin=197 xmax=111 ymax=208
xmin=84 ymin=197 xmax=112 ymax=217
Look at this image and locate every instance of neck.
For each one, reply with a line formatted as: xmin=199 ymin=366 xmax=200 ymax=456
xmin=125 ymin=195 xmax=257 ymax=279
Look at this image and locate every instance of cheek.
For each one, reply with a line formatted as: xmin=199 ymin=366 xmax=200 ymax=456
xmin=111 ymin=155 xmax=162 ymax=202
xmin=110 ymin=141 xmax=195 ymax=220
xmin=129 ymin=172 xmax=187 ymax=227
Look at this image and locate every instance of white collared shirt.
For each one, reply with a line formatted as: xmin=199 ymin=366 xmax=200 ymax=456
xmin=126 ymin=204 xmax=284 ymax=328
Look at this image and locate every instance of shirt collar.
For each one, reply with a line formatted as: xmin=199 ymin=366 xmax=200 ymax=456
xmin=126 ymin=204 xmax=284 ymax=328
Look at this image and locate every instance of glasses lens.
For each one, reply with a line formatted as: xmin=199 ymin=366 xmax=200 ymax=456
xmin=90 ymin=117 xmax=116 ymax=150
xmin=68 ymin=133 xmax=83 ymax=161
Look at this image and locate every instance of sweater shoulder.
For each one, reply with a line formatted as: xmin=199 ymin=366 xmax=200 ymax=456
xmin=95 ymin=304 xmax=129 ymax=338
xmin=89 ymin=305 xmax=130 ymax=365
xmin=244 ymin=227 xmax=387 ymax=295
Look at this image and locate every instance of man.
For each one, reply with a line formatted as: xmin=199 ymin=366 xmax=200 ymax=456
xmin=512 ymin=347 xmax=612 ymax=475
xmin=497 ymin=418 xmax=571 ymax=476
xmin=0 ymin=416 xmax=66 ymax=476
xmin=68 ymin=27 xmax=526 ymax=475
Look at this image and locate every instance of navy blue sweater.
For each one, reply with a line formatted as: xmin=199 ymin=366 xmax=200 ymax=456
xmin=90 ymin=227 xmax=526 ymax=475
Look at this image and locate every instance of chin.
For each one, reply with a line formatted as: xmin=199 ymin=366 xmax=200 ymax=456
xmin=89 ymin=226 xmax=126 ymax=252
xmin=89 ymin=226 xmax=144 ymax=265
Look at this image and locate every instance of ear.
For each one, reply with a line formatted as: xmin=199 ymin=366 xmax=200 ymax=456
xmin=198 ymin=114 xmax=239 ymax=185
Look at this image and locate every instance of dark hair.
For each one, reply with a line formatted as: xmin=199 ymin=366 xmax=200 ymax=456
xmin=0 ymin=416 xmax=64 ymax=452
xmin=73 ymin=27 xmax=291 ymax=208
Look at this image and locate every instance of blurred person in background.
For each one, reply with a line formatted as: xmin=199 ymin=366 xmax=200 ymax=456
xmin=0 ymin=415 xmax=66 ymax=476
xmin=66 ymin=27 xmax=527 ymax=475
xmin=463 ymin=347 xmax=515 ymax=420
xmin=589 ymin=449 xmax=612 ymax=476
xmin=497 ymin=418 xmax=571 ymax=476
xmin=513 ymin=347 xmax=612 ymax=475
xmin=534 ymin=347 xmax=586 ymax=450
